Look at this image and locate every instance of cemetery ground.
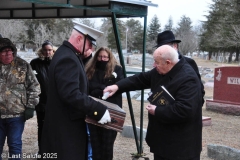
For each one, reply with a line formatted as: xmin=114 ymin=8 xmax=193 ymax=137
xmin=2 ymin=56 xmax=240 ymax=160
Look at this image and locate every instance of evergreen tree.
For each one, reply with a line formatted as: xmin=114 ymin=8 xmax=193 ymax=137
xmin=98 ymin=18 xmax=111 ymax=48
xmin=125 ymin=19 xmax=143 ymax=53
xmin=164 ymin=16 xmax=173 ymax=31
xmin=147 ymin=15 xmax=161 ymax=54
xmin=106 ymin=18 xmax=125 ymax=51
xmin=199 ymin=0 xmax=240 ymax=62
xmin=147 ymin=15 xmax=161 ymax=41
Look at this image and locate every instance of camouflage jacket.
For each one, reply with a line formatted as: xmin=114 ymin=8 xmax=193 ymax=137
xmin=0 ymin=56 xmax=40 ymax=118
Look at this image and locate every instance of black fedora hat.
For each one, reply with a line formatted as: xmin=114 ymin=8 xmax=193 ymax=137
xmin=155 ymin=30 xmax=181 ymax=48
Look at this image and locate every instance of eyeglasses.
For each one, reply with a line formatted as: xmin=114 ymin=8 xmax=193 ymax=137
xmin=98 ymin=56 xmax=109 ymax=60
xmin=0 ymin=49 xmax=13 ymax=56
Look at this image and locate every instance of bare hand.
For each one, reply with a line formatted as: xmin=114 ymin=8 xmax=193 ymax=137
xmin=103 ymin=85 xmax=118 ymax=97
xmin=146 ymin=104 xmax=156 ymax=115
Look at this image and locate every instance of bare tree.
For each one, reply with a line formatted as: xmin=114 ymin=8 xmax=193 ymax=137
xmin=30 ymin=23 xmax=51 ymax=49
xmin=174 ymin=15 xmax=198 ymax=55
xmin=0 ymin=20 xmax=25 ymax=43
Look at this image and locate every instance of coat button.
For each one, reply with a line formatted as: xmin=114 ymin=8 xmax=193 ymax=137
xmin=94 ymin=112 xmax=97 ymax=116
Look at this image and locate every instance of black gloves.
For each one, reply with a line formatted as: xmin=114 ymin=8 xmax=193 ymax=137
xmin=24 ymin=108 xmax=35 ymax=121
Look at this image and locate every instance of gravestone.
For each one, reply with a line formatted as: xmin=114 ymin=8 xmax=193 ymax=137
xmin=145 ymin=56 xmax=153 ymax=68
xmin=206 ymin=66 xmax=240 ymax=115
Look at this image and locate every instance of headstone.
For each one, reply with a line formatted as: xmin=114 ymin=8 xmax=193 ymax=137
xmin=122 ymin=91 xmax=138 ymax=98
xmin=121 ymin=125 xmax=147 ymax=141
xmin=126 ymin=56 xmax=131 ymax=65
xmin=123 ymin=55 xmax=127 ymax=65
xmin=206 ymin=66 xmax=240 ymax=115
xmin=145 ymin=56 xmax=153 ymax=68
xmin=207 ymin=144 xmax=240 ymax=160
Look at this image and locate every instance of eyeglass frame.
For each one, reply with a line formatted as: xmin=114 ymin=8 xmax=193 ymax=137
xmin=97 ymin=55 xmax=109 ymax=60
xmin=0 ymin=49 xmax=13 ymax=56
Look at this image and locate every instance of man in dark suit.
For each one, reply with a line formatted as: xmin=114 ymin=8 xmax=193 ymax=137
xmin=104 ymin=45 xmax=202 ymax=160
xmin=154 ymin=30 xmax=205 ymax=106
xmin=41 ymin=21 xmax=111 ymax=160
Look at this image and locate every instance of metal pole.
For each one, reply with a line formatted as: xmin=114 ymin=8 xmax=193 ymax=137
xmin=126 ymin=27 xmax=128 ymax=53
xmin=111 ymin=14 xmax=140 ymax=154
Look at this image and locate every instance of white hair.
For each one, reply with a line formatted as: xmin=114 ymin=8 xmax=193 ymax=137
xmin=158 ymin=45 xmax=179 ymax=64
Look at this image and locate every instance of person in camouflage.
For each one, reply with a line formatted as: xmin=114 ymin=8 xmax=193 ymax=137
xmin=0 ymin=37 xmax=40 ymax=160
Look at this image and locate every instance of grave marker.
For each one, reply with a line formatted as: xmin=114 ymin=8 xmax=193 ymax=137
xmin=206 ymin=66 xmax=240 ymax=115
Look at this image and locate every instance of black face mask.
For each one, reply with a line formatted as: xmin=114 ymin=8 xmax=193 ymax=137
xmin=44 ymin=57 xmax=50 ymax=61
xmin=43 ymin=57 xmax=51 ymax=63
xmin=96 ymin=61 xmax=108 ymax=70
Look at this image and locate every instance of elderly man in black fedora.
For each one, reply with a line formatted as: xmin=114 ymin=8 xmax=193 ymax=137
xmin=155 ymin=30 xmax=205 ymax=106
xmin=104 ymin=45 xmax=203 ymax=160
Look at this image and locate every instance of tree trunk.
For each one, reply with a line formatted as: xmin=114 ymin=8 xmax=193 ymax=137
xmin=209 ymin=51 xmax=212 ymax=60
xmin=235 ymin=48 xmax=239 ymax=62
xmin=228 ymin=51 xmax=233 ymax=63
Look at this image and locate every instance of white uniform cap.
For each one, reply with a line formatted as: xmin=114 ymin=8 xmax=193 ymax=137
xmin=73 ymin=21 xmax=103 ymax=46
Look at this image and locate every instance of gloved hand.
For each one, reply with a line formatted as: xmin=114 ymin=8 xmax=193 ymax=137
xmin=98 ymin=110 xmax=111 ymax=124
xmin=24 ymin=108 xmax=35 ymax=121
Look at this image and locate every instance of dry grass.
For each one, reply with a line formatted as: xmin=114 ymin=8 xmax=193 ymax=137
xmin=2 ymin=56 xmax=240 ymax=160
xmin=114 ymin=57 xmax=240 ymax=160
xmin=114 ymin=96 xmax=240 ymax=160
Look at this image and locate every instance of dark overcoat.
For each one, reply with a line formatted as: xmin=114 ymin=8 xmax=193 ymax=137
xmin=88 ymin=65 xmax=124 ymax=160
xmin=41 ymin=41 xmax=107 ymax=160
xmin=116 ymin=57 xmax=202 ymax=160
xmin=30 ymin=58 xmax=50 ymax=111
xmin=181 ymin=54 xmax=205 ymax=105
xmin=89 ymin=65 xmax=124 ymax=107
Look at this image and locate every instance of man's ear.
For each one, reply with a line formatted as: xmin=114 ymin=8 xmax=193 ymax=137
xmin=76 ymin=35 xmax=82 ymax=44
xmin=166 ymin=60 xmax=171 ymax=65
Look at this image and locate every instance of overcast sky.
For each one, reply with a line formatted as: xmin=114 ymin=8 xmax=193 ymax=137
xmin=93 ymin=0 xmax=213 ymax=28
xmin=147 ymin=0 xmax=213 ymax=27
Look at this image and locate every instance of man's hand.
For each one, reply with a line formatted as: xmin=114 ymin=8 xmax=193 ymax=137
xmin=103 ymin=85 xmax=118 ymax=97
xmin=24 ymin=108 xmax=35 ymax=121
xmin=146 ymin=104 xmax=156 ymax=115
xmin=98 ymin=110 xmax=111 ymax=124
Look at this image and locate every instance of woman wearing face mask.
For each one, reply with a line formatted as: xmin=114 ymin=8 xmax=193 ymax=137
xmin=85 ymin=47 xmax=124 ymax=160
xmin=30 ymin=40 xmax=56 ymax=156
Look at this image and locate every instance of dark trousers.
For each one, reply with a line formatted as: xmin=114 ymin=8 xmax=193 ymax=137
xmin=36 ymin=111 xmax=45 ymax=154
xmin=88 ymin=124 xmax=117 ymax=160
xmin=154 ymin=154 xmax=200 ymax=160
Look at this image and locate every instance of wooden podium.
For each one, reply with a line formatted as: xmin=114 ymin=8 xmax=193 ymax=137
xmin=85 ymin=97 xmax=126 ymax=132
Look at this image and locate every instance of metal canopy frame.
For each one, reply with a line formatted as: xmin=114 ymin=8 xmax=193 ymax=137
xmin=0 ymin=0 xmax=157 ymax=158
xmin=0 ymin=0 xmax=157 ymax=19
